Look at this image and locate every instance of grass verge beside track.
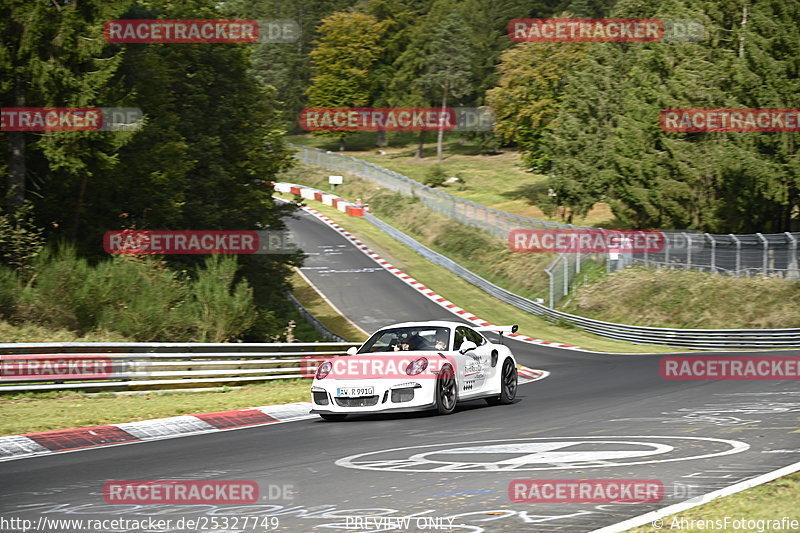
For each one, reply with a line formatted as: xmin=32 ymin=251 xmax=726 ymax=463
xmin=276 ymin=191 xmax=677 ymax=354
xmin=625 ymin=472 xmax=800 ymax=532
xmin=291 ymin=269 xmax=367 ymax=342
xmin=0 ymin=380 xmax=311 ymax=437
xmin=285 ymin=133 xmax=617 ymax=226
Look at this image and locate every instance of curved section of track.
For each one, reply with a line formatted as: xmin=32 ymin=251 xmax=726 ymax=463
xmin=1 ymin=208 xmax=798 ymax=532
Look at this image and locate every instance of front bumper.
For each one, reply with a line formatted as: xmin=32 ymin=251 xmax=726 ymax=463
xmin=310 ymin=379 xmax=436 ymax=414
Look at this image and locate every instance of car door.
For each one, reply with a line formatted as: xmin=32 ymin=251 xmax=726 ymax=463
xmin=455 ymin=326 xmax=490 ymax=397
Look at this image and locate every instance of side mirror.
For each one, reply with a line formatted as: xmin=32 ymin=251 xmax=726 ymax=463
xmin=459 ymin=340 xmax=477 ymax=354
xmin=346 ymin=346 xmax=358 ymax=355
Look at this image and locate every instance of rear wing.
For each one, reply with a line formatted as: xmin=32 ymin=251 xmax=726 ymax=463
xmin=475 ymin=325 xmax=518 ymax=335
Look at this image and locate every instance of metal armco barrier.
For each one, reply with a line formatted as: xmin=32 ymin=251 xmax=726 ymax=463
xmin=363 ymin=214 xmax=800 ymax=350
xmin=0 ymin=342 xmax=357 ymax=393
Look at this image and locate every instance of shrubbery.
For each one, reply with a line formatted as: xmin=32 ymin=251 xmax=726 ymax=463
xmin=0 ymin=246 xmax=259 ymax=342
xmin=423 ymin=165 xmax=447 ymax=188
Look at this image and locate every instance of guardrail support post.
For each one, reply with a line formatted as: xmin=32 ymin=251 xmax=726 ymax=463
xmin=756 ymin=233 xmax=768 ymax=276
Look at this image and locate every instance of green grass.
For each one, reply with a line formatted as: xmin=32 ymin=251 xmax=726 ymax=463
xmin=287 ymin=133 xmax=617 ymax=227
xmin=565 ymin=266 xmax=800 ymax=328
xmin=0 ymin=320 xmax=131 ymax=343
xmin=0 ymin=380 xmax=311 ymax=436
xmin=625 ymin=472 xmax=800 ymax=532
xmin=282 ymin=162 xmax=800 ymax=331
xmin=282 ymin=165 xmax=556 ymax=300
xmin=291 ymin=269 xmax=367 ymax=342
xmin=276 ymin=188 xmax=676 ymax=353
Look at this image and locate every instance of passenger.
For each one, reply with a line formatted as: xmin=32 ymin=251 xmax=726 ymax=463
xmin=433 ymin=329 xmax=449 ymax=350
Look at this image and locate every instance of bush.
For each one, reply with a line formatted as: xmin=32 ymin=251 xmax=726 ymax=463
xmin=90 ymin=256 xmax=190 ymax=341
xmin=0 ymin=266 xmax=18 ymax=319
xmin=3 ymin=245 xmax=262 ymax=341
xmin=424 ymin=165 xmax=447 ymax=187
xmin=0 ymin=202 xmax=45 ymax=277
xmin=16 ymin=246 xmax=94 ymax=331
xmin=179 ymin=256 xmax=257 ymax=342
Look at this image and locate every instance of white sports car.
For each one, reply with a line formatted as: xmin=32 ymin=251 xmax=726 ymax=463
xmin=310 ymin=320 xmax=519 ymax=421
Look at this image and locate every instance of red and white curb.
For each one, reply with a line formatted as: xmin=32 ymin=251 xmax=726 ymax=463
xmin=275 ymin=181 xmax=582 ymax=351
xmin=0 ymin=402 xmax=316 ymax=463
xmin=0 ymin=367 xmax=544 ymax=463
xmin=518 ymin=366 xmax=548 ymax=384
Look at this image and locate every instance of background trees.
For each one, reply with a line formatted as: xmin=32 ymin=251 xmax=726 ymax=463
xmin=2 ymin=0 xmax=798 ymax=319
xmin=1 ymin=0 xmax=302 ymax=341
xmin=305 ymin=11 xmax=385 ymax=150
xmin=489 ymin=0 xmax=800 ymax=232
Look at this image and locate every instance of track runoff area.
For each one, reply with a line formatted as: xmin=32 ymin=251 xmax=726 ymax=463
xmin=0 ymin=202 xmax=798 ymax=533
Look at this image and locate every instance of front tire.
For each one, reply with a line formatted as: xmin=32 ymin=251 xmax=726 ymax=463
xmin=320 ymin=413 xmax=347 ymax=422
xmin=435 ymin=364 xmax=458 ymax=415
xmin=486 ymin=359 xmax=517 ymax=406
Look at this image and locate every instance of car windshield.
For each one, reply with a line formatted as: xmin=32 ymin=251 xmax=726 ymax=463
xmin=358 ymin=326 xmax=451 ymax=353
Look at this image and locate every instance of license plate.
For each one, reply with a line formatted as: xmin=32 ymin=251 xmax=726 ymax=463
xmin=336 ymin=386 xmax=374 ymax=397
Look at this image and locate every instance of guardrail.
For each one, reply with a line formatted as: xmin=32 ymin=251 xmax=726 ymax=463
xmin=0 ymin=342 xmax=358 ymax=393
xmin=362 ymin=213 xmax=800 ymax=350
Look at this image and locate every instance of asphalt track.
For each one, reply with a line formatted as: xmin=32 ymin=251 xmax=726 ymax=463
xmin=1 ymin=209 xmax=798 ymax=533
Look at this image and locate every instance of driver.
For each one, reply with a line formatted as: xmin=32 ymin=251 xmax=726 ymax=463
xmin=405 ymin=332 xmax=424 ymax=350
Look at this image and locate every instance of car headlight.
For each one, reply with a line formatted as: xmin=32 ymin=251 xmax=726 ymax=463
xmin=316 ymin=361 xmax=332 ymax=379
xmin=406 ymin=357 xmax=428 ymax=376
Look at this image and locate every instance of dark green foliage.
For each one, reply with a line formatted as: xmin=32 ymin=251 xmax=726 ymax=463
xmin=3 ymin=245 xmax=261 ymax=342
xmin=221 ymin=0 xmax=361 ymax=130
xmin=531 ymin=0 xmax=800 ymax=231
xmin=424 ymin=165 xmax=447 ymax=187
xmin=0 ymin=201 xmax=44 ymax=275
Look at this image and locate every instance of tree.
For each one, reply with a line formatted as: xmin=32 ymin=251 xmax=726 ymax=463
xmin=220 ymin=0 xmax=360 ymax=131
xmin=535 ymin=0 xmax=799 ymax=232
xmin=305 ymin=11 xmax=385 ymax=150
xmin=391 ymin=0 xmax=476 ymax=161
xmin=0 ymin=0 xmax=133 ymax=221
xmin=360 ymin=0 xmax=432 ymax=147
xmin=487 ymin=41 xmax=585 ymax=170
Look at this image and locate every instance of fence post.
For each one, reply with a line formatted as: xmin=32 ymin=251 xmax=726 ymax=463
xmin=756 ymin=233 xmax=768 ymax=276
xmin=730 ymin=234 xmax=741 ymax=277
xmin=684 ymin=232 xmax=692 ymax=269
xmin=563 ymin=254 xmax=569 ymax=299
xmin=705 ymin=233 xmax=715 ymax=273
xmin=786 ymin=232 xmax=798 ymax=279
xmin=664 ymin=232 xmax=670 ymax=266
